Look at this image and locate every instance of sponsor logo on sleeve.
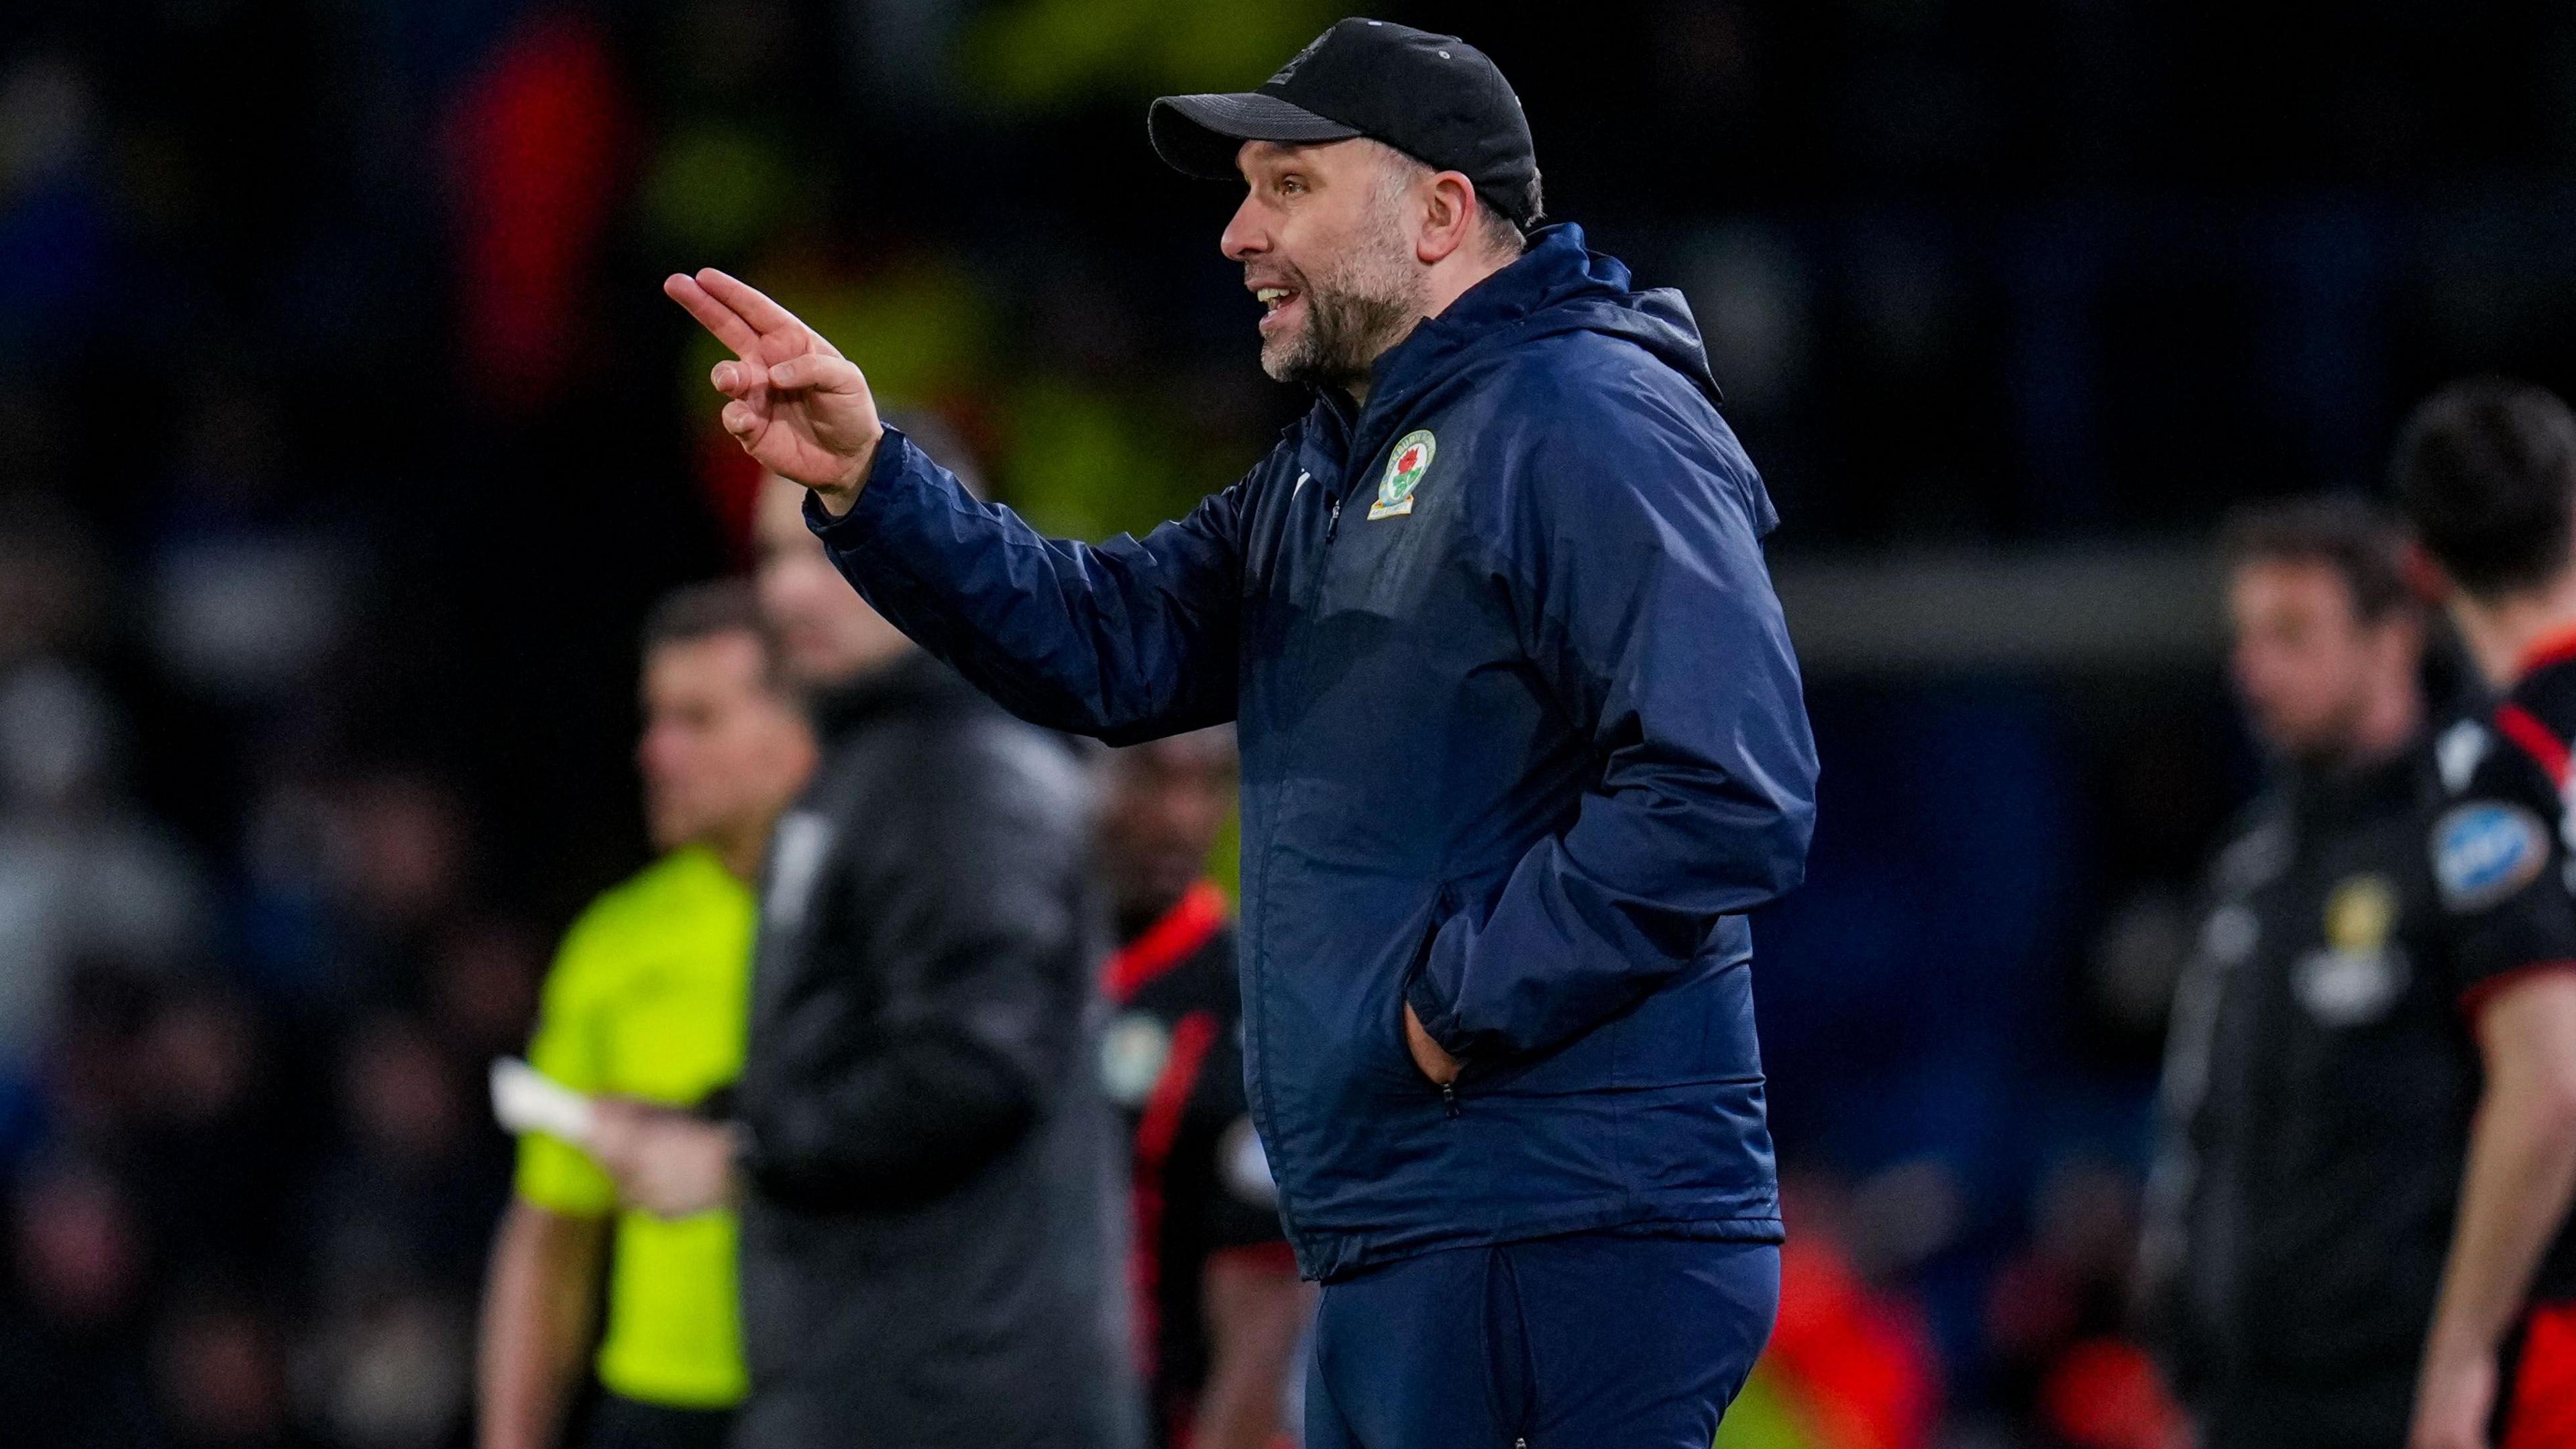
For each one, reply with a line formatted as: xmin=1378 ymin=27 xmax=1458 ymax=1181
xmin=2432 ymin=802 xmax=2551 ymax=911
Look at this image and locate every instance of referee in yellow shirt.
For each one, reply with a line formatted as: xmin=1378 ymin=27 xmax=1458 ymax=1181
xmin=477 ymin=581 xmax=816 ymax=1449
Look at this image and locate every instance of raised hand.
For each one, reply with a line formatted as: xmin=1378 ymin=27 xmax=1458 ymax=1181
xmin=664 ymin=268 xmax=883 ymax=511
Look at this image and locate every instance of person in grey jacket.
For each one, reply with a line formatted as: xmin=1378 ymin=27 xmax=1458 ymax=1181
xmin=590 ymin=475 xmax=1134 ymax=1449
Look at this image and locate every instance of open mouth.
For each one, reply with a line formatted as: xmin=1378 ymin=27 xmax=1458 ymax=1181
xmin=1253 ymin=284 xmax=1302 ymax=334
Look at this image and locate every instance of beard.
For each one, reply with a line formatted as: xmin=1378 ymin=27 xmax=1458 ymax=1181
xmin=1258 ymin=215 xmax=1430 ymax=392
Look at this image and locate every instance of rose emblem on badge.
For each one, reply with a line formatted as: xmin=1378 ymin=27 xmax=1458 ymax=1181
xmin=1370 ymin=429 xmax=1436 ymax=519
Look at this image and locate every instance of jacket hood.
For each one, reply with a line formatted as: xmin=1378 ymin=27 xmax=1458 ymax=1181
xmin=1364 ymin=223 xmax=1727 ymax=415
xmin=1352 ymin=222 xmax=1774 ymax=537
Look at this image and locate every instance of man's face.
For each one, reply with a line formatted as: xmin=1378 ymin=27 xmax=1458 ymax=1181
xmin=2227 ymin=558 xmax=2410 ymax=760
xmin=1222 ymin=140 xmax=1431 ymax=391
xmin=637 ymin=630 xmax=815 ymax=854
xmin=752 ymin=475 xmax=910 ymax=686
xmin=1100 ymin=733 xmax=1238 ymax=925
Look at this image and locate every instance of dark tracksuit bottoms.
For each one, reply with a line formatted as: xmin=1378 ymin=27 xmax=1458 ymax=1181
xmin=1303 ymin=1233 xmax=1779 ymax=1449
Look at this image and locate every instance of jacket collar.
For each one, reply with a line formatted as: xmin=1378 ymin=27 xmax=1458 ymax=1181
xmin=1307 ymin=223 xmax=1727 ymax=487
xmin=1359 ymin=223 xmax=1604 ymax=414
xmin=2284 ymin=733 xmax=2424 ymax=830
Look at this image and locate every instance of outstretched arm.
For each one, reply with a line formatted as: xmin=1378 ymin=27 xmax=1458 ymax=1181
xmin=810 ymin=431 xmax=1246 ymax=741
xmin=668 ymin=269 xmax=1246 ymax=740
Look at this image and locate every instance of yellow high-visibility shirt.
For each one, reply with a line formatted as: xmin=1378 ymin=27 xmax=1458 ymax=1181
xmin=515 ymin=845 xmax=751 ymax=1409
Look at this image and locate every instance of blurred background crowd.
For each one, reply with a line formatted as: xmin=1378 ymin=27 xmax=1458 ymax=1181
xmin=5 ymin=0 xmax=2576 ymax=1446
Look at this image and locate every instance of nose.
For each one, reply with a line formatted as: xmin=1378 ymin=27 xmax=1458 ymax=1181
xmin=1220 ymin=189 xmax=1267 ymax=264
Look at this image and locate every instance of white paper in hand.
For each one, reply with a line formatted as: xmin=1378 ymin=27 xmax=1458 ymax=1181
xmin=490 ymin=1057 xmax=597 ymax=1144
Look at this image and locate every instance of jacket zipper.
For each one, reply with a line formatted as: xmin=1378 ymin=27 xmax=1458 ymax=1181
xmin=1244 ymin=452 xmax=1343 ymax=1263
xmin=1440 ymin=1079 xmax=1460 ymax=1118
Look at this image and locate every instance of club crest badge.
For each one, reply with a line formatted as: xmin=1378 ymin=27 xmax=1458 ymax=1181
xmin=1370 ymin=429 xmax=1436 ymax=520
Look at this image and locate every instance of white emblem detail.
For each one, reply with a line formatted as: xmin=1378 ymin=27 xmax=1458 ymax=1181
xmin=1099 ymin=1014 xmax=1172 ymax=1108
xmin=2294 ymin=945 xmax=2412 ymax=1027
xmin=2438 ymin=719 xmax=2491 ymax=794
xmin=764 ymin=812 xmax=833 ymax=931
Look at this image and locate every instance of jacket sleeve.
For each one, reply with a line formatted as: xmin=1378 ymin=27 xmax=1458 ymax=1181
xmin=1402 ymin=396 xmax=1819 ymax=1062
xmin=736 ymin=727 xmax=1090 ymax=1210
xmin=806 ymin=427 xmax=1249 ymax=745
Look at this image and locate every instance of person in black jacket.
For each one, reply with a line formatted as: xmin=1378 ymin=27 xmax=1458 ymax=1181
xmin=2143 ymin=490 xmax=2576 ymax=1449
xmin=2143 ymin=499 xmax=2449 ymax=1446
xmin=589 ymin=473 xmax=1135 ymax=1449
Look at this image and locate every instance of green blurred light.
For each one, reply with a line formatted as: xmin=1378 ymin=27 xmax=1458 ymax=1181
xmin=959 ymin=0 xmax=1340 ymax=113
xmin=641 ymin=123 xmax=796 ymax=255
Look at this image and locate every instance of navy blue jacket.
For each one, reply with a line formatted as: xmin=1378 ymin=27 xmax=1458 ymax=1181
xmin=808 ymin=224 xmax=1819 ymax=1280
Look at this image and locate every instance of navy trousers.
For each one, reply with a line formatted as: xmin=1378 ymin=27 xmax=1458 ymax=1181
xmin=1303 ymin=1232 xmax=1780 ymax=1449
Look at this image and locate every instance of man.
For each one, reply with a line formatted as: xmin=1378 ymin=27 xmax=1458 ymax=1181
xmin=2390 ymin=380 xmax=2576 ymax=1449
xmin=477 ymin=582 xmax=816 ymax=1449
xmin=665 ymin=19 xmax=1817 ymax=1446
xmin=2141 ymin=499 xmax=2457 ymax=1446
xmin=588 ymin=475 xmax=1134 ymax=1449
xmin=1094 ymin=728 xmax=1309 ymax=1449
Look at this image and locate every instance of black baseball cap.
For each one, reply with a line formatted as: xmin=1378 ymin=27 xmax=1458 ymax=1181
xmin=1148 ymin=18 xmax=1542 ymax=229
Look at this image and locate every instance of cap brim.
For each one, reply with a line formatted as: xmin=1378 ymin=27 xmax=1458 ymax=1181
xmin=1148 ymin=93 xmax=1363 ymax=179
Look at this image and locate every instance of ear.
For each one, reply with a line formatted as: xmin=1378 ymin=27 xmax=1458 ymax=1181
xmin=2402 ymin=537 xmax=2453 ymax=605
xmin=1415 ymin=170 xmax=1479 ymax=266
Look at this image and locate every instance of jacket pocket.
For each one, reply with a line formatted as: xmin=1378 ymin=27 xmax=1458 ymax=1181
xmin=1387 ymin=881 xmax=1461 ymax=1094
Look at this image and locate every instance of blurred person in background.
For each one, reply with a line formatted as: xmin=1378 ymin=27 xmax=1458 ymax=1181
xmin=297 ymin=1011 xmax=496 ymax=1448
xmin=1094 ymin=727 xmax=1310 ymax=1449
xmin=667 ymin=19 xmax=1813 ymax=1446
xmin=2389 ymin=380 xmax=2576 ymax=1449
xmin=150 ymin=1280 xmax=315 ymax=1449
xmin=477 ymin=580 xmax=815 ymax=1449
xmin=2141 ymin=497 xmax=2451 ymax=1448
xmin=0 ymin=656 xmax=211 ymax=1073
xmin=582 ymin=474 xmax=1132 ymax=1448
xmin=1713 ymin=1170 xmax=1942 ymax=1449
xmin=0 ymin=1157 xmax=161 ymax=1447
xmin=309 ymin=1015 xmax=495 ymax=1298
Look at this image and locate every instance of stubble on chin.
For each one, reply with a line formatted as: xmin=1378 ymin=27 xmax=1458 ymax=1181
xmin=1260 ymin=281 xmax=1424 ymax=391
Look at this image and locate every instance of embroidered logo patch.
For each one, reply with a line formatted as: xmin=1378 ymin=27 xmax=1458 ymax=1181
xmin=2324 ymin=874 xmax=2397 ymax=953
xmin=1370 ymin=429 xmax=1436 ymax=520
xmin=2432 ymin=802 xmax=2549 ymax=912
